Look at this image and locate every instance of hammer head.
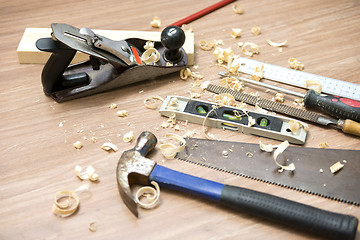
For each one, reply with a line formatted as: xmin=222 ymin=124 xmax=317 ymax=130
xmin=116 ymin=131 xmax=157 ymax=217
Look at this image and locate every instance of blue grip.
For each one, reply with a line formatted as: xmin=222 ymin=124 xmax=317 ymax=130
xmin=149 ymin=165 xmax=224 ymax=202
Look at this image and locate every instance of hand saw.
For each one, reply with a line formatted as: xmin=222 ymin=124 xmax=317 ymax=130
xmin=176 ymin=138 xmax=360 ymax=205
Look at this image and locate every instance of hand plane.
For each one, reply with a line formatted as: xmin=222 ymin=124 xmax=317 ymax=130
xmin=36 ymin=23 xmax=188 ymax=102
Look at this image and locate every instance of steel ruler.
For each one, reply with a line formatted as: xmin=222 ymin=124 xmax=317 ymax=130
xmin=233 ymin=57 xmax=360 ymax=101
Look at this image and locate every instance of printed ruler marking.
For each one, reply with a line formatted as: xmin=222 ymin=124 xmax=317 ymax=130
xmin=233 ymin=57 xmax=360 ymax=101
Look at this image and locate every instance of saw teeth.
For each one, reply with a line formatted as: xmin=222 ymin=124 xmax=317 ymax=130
xmin=175 ymin=155 xmax=360 ymax=206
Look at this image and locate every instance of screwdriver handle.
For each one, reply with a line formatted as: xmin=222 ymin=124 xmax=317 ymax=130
xmin=304 ymin=90 xmax=360 ymax=122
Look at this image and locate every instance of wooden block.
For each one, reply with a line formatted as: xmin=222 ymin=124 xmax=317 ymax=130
xmin=17 ymin=28 xmax=194 ymax=65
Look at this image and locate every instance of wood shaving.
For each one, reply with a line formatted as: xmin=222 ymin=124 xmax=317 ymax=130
xmin=88 ymin=221 xmax=98 ymax=232
xmin=144 ymin=41 xmax=155 ymax=50
xmin=202 ymin=105 xmax=219 ymax=140
xmin=136 ymin=181 xmax=160 ymax=209
xmin=161 ymin=114 xmax=177 ymax=129
xmin=52 ymin=190 xmax=80 ymax=217
xmin=123 ymin=131 xmax=134 ymax=143
xmin=91 ymin=137 xmax=97 ymax=143
xmin=159 ymin=133 xmax=186 ymax=159
xmin=330 ymin=161 xmax=344 ymax=174
xmin=73 ymin=141 xmax=83 ymax=149
xmin=75 ymin=165 xmax=99 ymax=181
xmin=144 ymin=96 xmax=164 ymax=109
xmin=150 ymin=17 xmax=161 ymax=28
xmin=273 ymin=141 xmax=295 ymax=172
xmin=274 ymin=93 xmax=285 ymax=103
xmin=247 ymin=116 xmax=256 ymax=127
xmin=180 ymin=68 xmax=192 ymax=80
xmin=219 ymin=77 xmax=244 ymax=91
xmin=199 ymin=40 xmax=215 ymax=51
xmin=231 ymin=28 xmax=242 ymax=38
xmin=305 ymin=79 xmax=322 ymax=93
xmin=109 ymin=103 xmax=117 ymax=109
xmin=251 ymin=26 xmax=261 ymax=35
xmin=241 ymin=42 xmax=259 ymax=57
xmin=266 ymin=39 xmax=287 ymax=47
xmin=288 ymin=119 xmax=309 ymax=133
xmin=259 ymin=141 xmax=295 ymax=172
xmin=141 ymin=48 xmax=160 ymax=64
xmin=232 ymin=4 xmax=244 ymax=14
xmin=189 ymin=91 xmax=201 ymax=98
xmin=251 ymin=65 xmax=264 ymax=81
xmin=101 ymin=142 xmax=118 ymax=152
xmin=293 ymin=98 xmax=304 ymax=107
xmin=213 ymin=47 xmax=234 ymax=64
xmin=288 ymin=58 xmax=304 ymax=70
xmin=117 ymin=110 xmax=129 ymax=117
xmin=319 ymin=141 xmax=329 ymax=148
xmin=254 ymin=104 xmax=268 ymax=114
xmin=214 ymin=93 xmax=236 ymax=106
xmin=181 ymin=24 xmax=193 ymax=33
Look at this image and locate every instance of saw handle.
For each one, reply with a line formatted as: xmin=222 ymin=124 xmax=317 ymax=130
xmin=304 ymin=90 xmax=360 ymax=122
xmin=149 ymin=165 xmax=358 ymax=240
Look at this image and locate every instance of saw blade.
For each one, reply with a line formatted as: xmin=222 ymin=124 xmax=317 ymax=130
xmin=176 ymin=138 xmax=360 ymax=205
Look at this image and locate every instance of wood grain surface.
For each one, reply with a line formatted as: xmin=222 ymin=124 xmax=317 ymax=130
xmin=1 ymin=0 xmax=359 ymax=239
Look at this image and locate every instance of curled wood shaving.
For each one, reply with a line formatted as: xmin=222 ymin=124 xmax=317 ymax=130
xmin=266 ymin=39 xmax=287 ymax=47
xmin=52 ymin=190 xmax=80 ymax=217
xmin=141 ymin=48 xmax=160 ymax=64
xmin=101 ymin=142 xmax=118 ymax=152
xmin=123 ymin=131 xmax=134 ymax=143
xmin=330 ymin=161 xmax=344 ymax=174
xmin=288 ymin=120 xmax=309 ymax=133
xmin=117 ymin=110 xmax=129 ymax=117
xmin=241 ymin=42 xmax=259 ymax=57
xmin=180 ymin=68 xmax=192 ymax=80
xmin=232 ymin=4 xmax=244 ymax=14
xmin=144 ymin=96 xmax=164 ymax=109
xmin=259 ymin=141 xmax=295 ymax=172
xmin=231 ymin=28 xmax=242 ymax=38
xmin=305 ymin=79 xmax=322 ymax=93
xmin=214 ymin=93 xmax=236 ymax=106
xmin=213 ymin=47 xmax=234 ymax=64
xmin=219 ymin=77 xmax=244 ymax=92
xmin=273 ymin=141 xmax=295 ymax=172
xmin=288 ymin=58 xmax=304 ymax=70
xmin=109 ymin=103 xmax=117 ymax=109
xmin=199 ymin=40 xmax=215 ymax=51
xmin=202 ymin=105 xmax=219 ymax=140
xmin=73 ymin=141 xmax=83 ymax=149
xmin=150 ymin=17 xmax=161 ymax=28
xmin=159 ymin=133 xmax=186 ymax=159
xmin=75 ymin=165 xmax=99 ymax=181
xmin=251 ymin=65 xmax=264 ymax=81
xmin=88 ymin=221 xmax=99 ymax=232
xmin=274 ymin=93 xmax=285 ymax=103
xmin=144 ymin=41 xmax=155 ymax=50
xmin=251 ymin=26 xmax=261 ymax=36
xmin=136 ymin=181 xmax=161 ymax=209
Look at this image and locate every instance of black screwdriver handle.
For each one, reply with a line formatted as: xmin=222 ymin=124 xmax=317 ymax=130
xmin=304 ymin=90 xmax=360 ymax=122
xmin=221 ymin=185 xmax=358 ymax=240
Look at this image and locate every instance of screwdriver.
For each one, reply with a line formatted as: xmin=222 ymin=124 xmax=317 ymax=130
xmin=218 ymin=71 xmax=360 ymax=123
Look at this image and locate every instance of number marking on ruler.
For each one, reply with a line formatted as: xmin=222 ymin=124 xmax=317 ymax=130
xmin=233 ymin=57 xmax=360 ymax=101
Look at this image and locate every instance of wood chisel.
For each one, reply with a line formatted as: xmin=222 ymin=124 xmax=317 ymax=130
xmin=218 ymin=72 xmax=360 ymax=123
xmin=204 ymin=82 xmax=360 ymax=137
xmin=159 ymin=96 xmax=308 ymax=144
xmin=232 ymin=57 xmax=360 ymax=101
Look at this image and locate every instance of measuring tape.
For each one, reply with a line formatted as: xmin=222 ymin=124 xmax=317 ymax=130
xmin=160 ymin=96 xmax=308 ymax=144
xmin=232 ymin=57 xmax=360 ymax=101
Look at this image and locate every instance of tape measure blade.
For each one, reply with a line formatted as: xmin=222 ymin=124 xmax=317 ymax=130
xmin=235 ymin=57 xmax=360 ymax=101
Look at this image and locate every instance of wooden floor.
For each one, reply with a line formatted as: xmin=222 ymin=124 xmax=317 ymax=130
xmin=1 ymin=0 xmax=359 ymax=239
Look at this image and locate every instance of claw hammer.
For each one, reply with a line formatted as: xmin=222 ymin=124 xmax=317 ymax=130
xmin=116 ymin=131 xmax=358 ymax=240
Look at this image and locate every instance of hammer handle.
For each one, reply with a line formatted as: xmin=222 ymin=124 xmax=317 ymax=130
xmin=149 ymin=165 xmax=358 ymax=240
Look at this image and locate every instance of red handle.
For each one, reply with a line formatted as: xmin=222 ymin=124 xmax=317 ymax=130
xmin=169 ymin=0 xmax=236 ymax=27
